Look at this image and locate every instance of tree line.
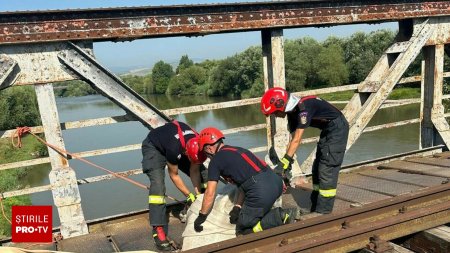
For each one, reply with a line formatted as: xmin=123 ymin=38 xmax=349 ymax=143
xmin=131 ymin=30 xmax=400 ymax=98
xmin=51 ymin=29 xmax=410 ymax=99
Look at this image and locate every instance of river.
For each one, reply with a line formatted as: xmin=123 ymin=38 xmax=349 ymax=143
xmin=22 ymin=94 xmax=422 ymax=226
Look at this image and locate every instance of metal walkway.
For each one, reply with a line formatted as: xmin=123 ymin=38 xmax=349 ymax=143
xmin=3 ymin=152 xmax=449 ymax=252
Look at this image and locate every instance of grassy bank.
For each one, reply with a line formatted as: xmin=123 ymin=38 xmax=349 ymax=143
xmin=0 ymin=135 xmax=46 ymax=238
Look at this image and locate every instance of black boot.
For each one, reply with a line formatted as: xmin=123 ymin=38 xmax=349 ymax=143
xmin=280 ymin=208 xmax=300 ymax=224
xmin=152 ymin=226 xmax=171 ymax=251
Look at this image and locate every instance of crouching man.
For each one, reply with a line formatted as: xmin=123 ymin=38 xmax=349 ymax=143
xmin=193 ymin=127 xmax=297 ymax=235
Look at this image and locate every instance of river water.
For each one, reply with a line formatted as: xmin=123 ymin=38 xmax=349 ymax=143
xmin=22 ymin=94 xmax=422 ymax=226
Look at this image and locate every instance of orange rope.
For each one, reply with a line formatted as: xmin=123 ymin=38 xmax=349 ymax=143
xmin=11 ymin=126 xmax=32 ymax=148
xmin=0 ymin=195 xmax=12 ymax=224
xmin=11 ymin=127 xmax=183 ymax=203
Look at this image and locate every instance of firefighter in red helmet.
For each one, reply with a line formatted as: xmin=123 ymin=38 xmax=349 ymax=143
xmin=141 ymin=120 xmax=207 ymax=251
xmin=261 ymin=87 xmax=349 ymax=216
xmin=193 ymin=127 xmax=298 ymax=235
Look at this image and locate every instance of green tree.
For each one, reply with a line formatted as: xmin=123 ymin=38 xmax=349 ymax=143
xmin=284 ymin=39 xmax=309 ymax=91
xmin=176 ymin=55 xmax=194 ymax=74
xmin=342 ymin=30 xmax=395 ymax=84
xmin=297 ymin=37 xmax=324 ymax=88
xmin=54 ymin=80 xmax=97 ymax=97
xmin=0 ymin=86 xmax=41 ymax=130
xmin=122 ymin=75 xmax=146 ymax=94
xmin=208 ymin=46 xmax=262 ymax=97
xmin=167 ymin=65 xmax=207 ymax=95
xmin=152 ymin=61 xmax=174 ymax=94
xmin=315 ymin=44 xmax=349 ymax=87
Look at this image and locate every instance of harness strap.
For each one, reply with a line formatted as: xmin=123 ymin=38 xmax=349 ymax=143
xmin=300 ymin=95 xmax=317 ymax=103
xmin=299 ymin=95 xmax=341 ymax=112
xmin=221 ymin=147 xmax=266 ymax=173
xmin=172 ymin=120 xmax=198 ymax=150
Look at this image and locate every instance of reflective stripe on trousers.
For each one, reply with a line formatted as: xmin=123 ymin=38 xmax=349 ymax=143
xmin=319 ymin=189 xmax=336 ymax=197
xmin=313 ymin=184 xmax=336 ymax=197
xmin=149 ymin=195 xmax=166 ymax=204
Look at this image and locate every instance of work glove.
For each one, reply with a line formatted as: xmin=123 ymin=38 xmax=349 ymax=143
xmin=194 ymin=213 xmax=208 ymax=232
xmin=229 ymin=205 xmax=241 ymax=224
xmin=274 ymin=154 xmax=293 ymax=176
xmin=186 ymin=192 xmax=196 ymax=206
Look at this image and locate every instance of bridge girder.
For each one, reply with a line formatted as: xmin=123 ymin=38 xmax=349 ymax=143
xmin=1 ymin=1 xmax=450 ymax=45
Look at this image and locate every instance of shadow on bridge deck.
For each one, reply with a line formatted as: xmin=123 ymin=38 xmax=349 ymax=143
xmin=2 ymin=152 xmax=450 ymax=252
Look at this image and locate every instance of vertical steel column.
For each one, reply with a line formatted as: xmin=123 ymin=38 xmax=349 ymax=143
xmin=421 ymin=44 xmax=447 ymax=148
xmin=34 ymin=84 xmax=88 ymax=238
xmin=261 ymin=29 xmax=301 ymax=178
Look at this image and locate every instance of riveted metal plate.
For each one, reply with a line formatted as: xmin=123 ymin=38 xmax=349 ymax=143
xmin=287 ymin=187 xmax=353 ymax=212
xmin=339 ymin=173 xmax=422 ymax=196
xmin=0 ymin=42 xmax=92 ymax=85
xmin=58 ymin=233 xmax=114 ymax=253
xmin=107 ymin=221 xmax=154 ymax=251
xmin=335 ymin=184 xmax=390 ymax=204
xmin=358 ymin=169 xmax=446 ymax=187
xmin=379 ymin=160 xmax=450 ymax=178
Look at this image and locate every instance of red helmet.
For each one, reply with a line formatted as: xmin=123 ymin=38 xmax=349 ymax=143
xmin=185 ymin=136 xmax=207 ymax=164
xmin=198 ymin=127 xmax=224 ymax=150
xmin=260 ymin=87 xmax=288 ymax=116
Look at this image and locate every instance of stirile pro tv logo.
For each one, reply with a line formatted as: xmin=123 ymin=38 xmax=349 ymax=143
xmin=12 ymin=206 xmax=52 ymax=243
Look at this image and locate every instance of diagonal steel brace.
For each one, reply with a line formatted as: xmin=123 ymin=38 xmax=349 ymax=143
xmin=297 ymin=19 xmax=436 ymax=176
xmin=0 ymin=54 xmax=20 ymax=90
xmin=57 ymin=42 xmax=170 ymax=130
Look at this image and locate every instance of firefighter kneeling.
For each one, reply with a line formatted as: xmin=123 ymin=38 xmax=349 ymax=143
xmin=192 ymin=127 xmax=298 ymax=235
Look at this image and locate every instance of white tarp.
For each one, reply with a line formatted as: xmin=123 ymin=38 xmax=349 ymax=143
xmin=181 ymin=184 xmax=238 ymax=251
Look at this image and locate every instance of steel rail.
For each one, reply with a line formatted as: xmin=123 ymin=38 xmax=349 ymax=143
xmin=1 ymin=112 xmax=449 ymax=172
xmin=1 ymin=1 xmax=450 ymax=45
xmin=0 ymin=145 xmax=444 ymax=202
xmin=184 ymin=183 xmax=450 ymax=253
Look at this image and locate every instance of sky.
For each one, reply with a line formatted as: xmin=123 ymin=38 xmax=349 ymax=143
xmin=0 ymin=0 xmax=397 ymax=73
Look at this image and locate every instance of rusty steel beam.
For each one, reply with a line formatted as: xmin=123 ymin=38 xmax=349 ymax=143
xmin=1 ymin=1 xmax=450 ymax=45
xmin=1 ymin=112 xmax=449 ymax=173
xmin=184 ymin=183 xmax=450 ymax=253
xmin=1 ymin=145 xmax=444 ymax=199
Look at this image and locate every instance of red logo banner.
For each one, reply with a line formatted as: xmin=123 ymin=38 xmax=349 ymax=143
xmin=12 ymin=206 xmax=52 ymax=243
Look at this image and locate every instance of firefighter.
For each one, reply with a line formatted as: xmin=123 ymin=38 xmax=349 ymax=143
xmin=260 ymin=87 xmax=349 ymax=215
xmin=141 ymin=120 xmax=207 ymax=251
xmin=193 ymin=127 xmax=297 ymax=235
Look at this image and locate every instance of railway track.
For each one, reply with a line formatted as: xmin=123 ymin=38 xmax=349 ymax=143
xmin=186 ymin=182 xmax=450 ymax=253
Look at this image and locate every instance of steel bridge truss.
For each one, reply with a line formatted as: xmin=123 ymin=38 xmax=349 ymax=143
xmin=0 ymin=0 xmax=449 ymax=240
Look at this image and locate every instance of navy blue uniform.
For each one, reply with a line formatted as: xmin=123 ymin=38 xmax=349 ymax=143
xmin=142 ymin=121 xmax=206 ymax=229
xmin=287 ymin=96 xmax=349 ymax=213
xmin=208 ymin=145 xmax=285 ymax=233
